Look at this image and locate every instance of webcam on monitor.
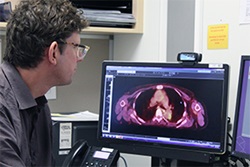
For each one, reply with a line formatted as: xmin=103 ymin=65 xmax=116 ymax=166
xmin=177 ymin=52 xmax=202 ymax=65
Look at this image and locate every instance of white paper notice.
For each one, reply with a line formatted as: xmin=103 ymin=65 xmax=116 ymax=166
xmin=52 ymin=111 xmax=99 ymax=121
xmin=59 ymin=123 xmax=72 ymax=149
xmin=240 ymin=0 xmax=250 ymax=24
xmin=45 ymin=86 xmax=56 ymax=100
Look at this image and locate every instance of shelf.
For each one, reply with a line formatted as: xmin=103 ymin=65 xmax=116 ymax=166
xmin=0 ymin=0 xmax=143 ymax=35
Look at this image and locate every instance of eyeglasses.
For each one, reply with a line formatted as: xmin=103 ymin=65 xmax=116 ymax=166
xmin=58 ymin=41 xmax=90 ymax=60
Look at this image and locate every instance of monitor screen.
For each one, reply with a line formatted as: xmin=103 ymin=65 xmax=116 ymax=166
xmin=232 ymin=55 xmax=250 ymax=160
xmin=98 ymin=61 xmax=229 ymax=161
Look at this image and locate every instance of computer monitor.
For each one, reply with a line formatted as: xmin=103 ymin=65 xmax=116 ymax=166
xmin=98 ymin=61 xmax=229 ymax=163
xmin=231 ymin=55 xmax=250 ymax=160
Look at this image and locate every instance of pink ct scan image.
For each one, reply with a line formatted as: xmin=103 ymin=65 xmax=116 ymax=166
xmin=115 ymin=83 xmax=207 ymax=130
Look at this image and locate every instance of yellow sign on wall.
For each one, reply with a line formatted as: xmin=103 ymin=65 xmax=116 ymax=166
xmin=207 ymin=24 xmax=228 ymax=49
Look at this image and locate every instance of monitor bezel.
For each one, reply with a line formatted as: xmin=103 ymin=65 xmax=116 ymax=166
xmin=231 ymin=55 xmax=250 ymax=160
xmin=97 ymin=61 xmax=229 ymax=161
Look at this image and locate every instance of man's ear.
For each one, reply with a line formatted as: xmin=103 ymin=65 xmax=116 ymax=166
xmin=48 ymin=41 xmax=60 ymax=65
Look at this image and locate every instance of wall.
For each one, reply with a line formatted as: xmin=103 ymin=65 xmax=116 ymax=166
xmin=167 ymin=0 xmax=195 ymax=62
xmin=201 ymin=0 xmax=250 ymax=128
xmin=113 ymin=0 xmax=168 ymax=62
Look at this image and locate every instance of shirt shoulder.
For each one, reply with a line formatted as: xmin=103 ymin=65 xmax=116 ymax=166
xmin=0 ymin=61 xmax=36 ymax=109
xmin=0 ymin=65 xmax=17 ymax=108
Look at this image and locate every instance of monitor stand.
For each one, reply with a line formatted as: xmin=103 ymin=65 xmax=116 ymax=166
xmin=151 ymin=155 xmax=230 ymax=167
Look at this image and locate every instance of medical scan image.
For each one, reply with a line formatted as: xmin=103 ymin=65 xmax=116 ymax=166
xmin=115 ymin=83 xmax=207 ymax=129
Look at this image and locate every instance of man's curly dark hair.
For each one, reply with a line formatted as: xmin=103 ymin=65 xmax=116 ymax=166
xmin=3 ymin=0 xmax=88 ymax=68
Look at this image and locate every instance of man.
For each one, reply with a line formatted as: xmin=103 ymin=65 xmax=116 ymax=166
xmin=0 ymin=0 xmax=89 ymax=166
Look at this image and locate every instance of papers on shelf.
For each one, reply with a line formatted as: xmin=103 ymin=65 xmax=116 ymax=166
xmin=51 ymin=111 xmax=99 ymax=122
xmin=78 ymin=8 xmax=136 ymax=28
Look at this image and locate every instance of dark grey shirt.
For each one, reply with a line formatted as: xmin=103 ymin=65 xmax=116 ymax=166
xmin=0 ymin=61 xmax=54 ymax=166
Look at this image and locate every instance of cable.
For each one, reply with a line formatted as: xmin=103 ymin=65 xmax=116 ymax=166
xmin=228 ymin=155 xmax=238 ymax=167
xmin=239 ymin=158 xmax=249 ymax=167
xmin=228 ymin=132 xmax=233 ymax=141
xmin=119 ymin=155 xmax=128 ymax=167
xmin=228 ymin=155 xmax=250 ymax=167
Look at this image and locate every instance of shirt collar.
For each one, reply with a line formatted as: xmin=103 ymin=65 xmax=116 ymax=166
xmin=1 ymin=61 xmax=41 ymax=110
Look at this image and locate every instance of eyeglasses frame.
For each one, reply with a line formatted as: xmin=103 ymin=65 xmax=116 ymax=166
xmin=57 ymin=40 xmax=90 ymax=60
